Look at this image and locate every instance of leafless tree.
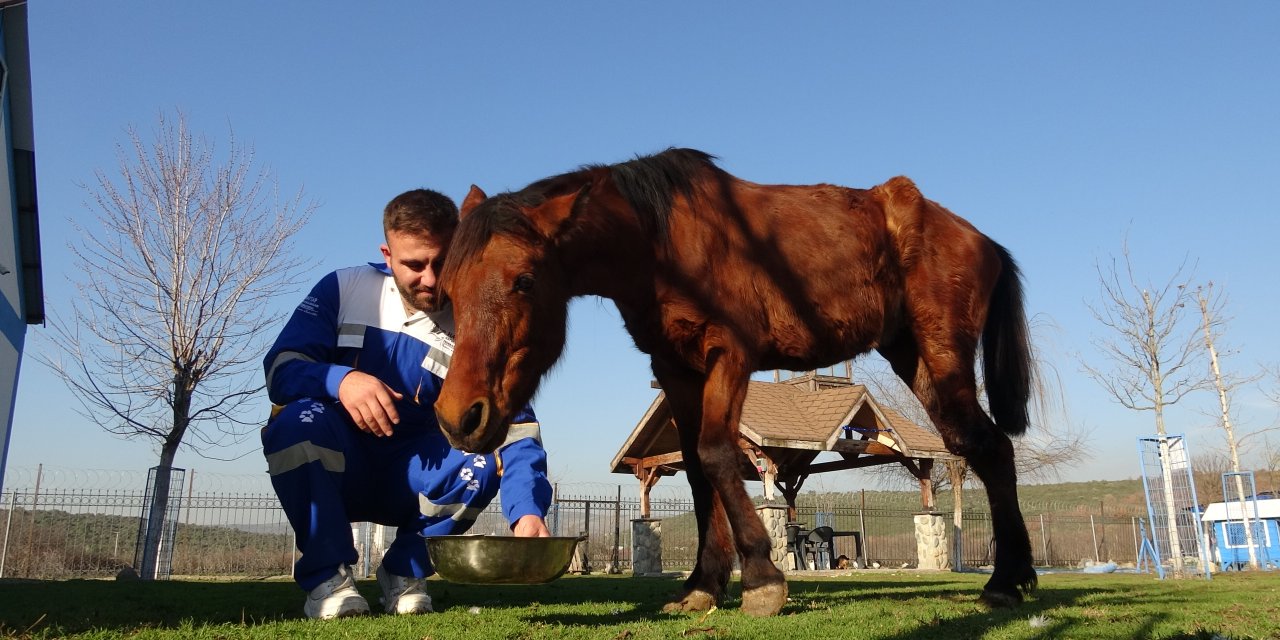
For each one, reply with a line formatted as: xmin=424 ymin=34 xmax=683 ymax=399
xmin=1195 ymin=282 xmax=1269 ymax=568
xmin=35 ymin=111 xmax=314 ymax=578
xmin=858 ymin=314 xmax=1088 ymax=493
xmin=1190 ymin=448 xmax=1229 ymax=505
xmin=849 ymin=314 xmax=1088 ymax=568
xmin=1082 ymin=241 xmax=1207 ymax=576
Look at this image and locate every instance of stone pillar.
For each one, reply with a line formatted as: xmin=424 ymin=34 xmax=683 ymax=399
xmin=914 ymin=512 xmax=949 ymax=570
xmin=631 ymin=519 xmax=663 ymax=576
xmin=757 ymin=504 xmax=790 ymax=571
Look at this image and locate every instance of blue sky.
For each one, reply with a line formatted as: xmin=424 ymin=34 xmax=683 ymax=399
xmin=7 ymin=2 xmax=1279 ymax=493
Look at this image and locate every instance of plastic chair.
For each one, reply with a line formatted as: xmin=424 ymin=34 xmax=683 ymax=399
xmin=803 ymin=526 xmax=836 ymax=569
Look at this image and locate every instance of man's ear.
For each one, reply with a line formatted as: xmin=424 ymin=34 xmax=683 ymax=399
xmin=460 ymin=185 xmax=487 ymax=219
xmin=528 ymin=182 xmax=592 ymax=239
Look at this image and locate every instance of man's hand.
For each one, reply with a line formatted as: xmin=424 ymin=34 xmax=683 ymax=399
xmin=513 ymin=514 xmax=551 ymax=537
xmin=337 ymin=370 xmax=403 ymax=437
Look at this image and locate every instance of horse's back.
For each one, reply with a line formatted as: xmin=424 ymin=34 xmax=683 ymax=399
xmin=660 ymin=179 xmax=901 ymax=368
xmin=658 ymin=173 xmax=1002 ymax=371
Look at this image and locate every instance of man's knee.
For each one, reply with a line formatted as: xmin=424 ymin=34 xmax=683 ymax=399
xmin=262 ymin=398 xmax=344 ymax=452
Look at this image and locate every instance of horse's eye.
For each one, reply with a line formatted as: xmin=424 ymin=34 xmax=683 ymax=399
xmin=513 ymin=273 xmax=535 ymax=294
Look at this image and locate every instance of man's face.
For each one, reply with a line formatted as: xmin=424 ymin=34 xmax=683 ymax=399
xmin=381 ymin=227 xmax=453 ymax=312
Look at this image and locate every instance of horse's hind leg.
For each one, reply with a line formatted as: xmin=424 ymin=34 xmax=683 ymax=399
xmin=653 ymin=360 xmax=731 ymax=613
xmin=879 ymin=339 xmax=1035 ymax=606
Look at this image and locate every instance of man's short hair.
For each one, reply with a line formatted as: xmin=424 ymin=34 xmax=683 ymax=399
xmin=383 ymin=189 xmax=458 ymax=237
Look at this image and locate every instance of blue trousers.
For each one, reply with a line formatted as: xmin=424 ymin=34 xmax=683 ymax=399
xmin=262 ymin=398 xmax=500 ymax=591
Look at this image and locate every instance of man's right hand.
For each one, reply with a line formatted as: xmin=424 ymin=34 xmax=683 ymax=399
xmin=337 ymin=371 xmax=403 ymax=437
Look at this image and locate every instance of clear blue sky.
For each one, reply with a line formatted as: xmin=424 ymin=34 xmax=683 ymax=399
xmin=8 ymin=2 xmax=1280 ymax=493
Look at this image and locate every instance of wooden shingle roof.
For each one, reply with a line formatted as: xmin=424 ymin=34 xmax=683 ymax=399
xmin=611 ymin=376 xmax=956 ymax=477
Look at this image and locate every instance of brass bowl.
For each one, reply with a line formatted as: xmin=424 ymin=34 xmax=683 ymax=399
xmin=426 ymin=535 xmax=585 ymax=585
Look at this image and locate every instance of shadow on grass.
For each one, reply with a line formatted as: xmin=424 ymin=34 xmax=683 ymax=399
xmin=0 ymin=573 xmax=1253 ymax=639
xmin=516 ymin=575 xmax=1227 ymax=640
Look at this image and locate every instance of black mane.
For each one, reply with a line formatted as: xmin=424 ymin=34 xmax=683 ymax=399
xmin=444 ymin=148 xmax=719 ymax=278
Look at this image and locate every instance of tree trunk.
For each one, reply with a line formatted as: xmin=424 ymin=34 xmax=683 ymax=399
xmin=138 ymin=444 xmax=179 ymax=580
xmin=139 ymin=375 xmax=192 ymax=580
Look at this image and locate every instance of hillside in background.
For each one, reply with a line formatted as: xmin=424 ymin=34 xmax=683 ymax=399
xmin=783 ymin=470 xmax=1280 ymax=515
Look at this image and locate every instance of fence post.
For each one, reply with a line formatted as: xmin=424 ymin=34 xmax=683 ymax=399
xmin=0 ymin=490 xmax=14 ymax=578
xmin=610 ymin=486 xmax=622 ymax=573
xmin=1132 ymin=516 xmax=1139 ymax=566
xmin=1039 ymin=514 xmax=1048 ymax=565
xmin=859 ymin=489 xmax=870 ymax=565
xmin=1090 ymin=515 xmax=1100 ymax=563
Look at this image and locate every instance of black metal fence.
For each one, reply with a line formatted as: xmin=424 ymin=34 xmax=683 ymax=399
xmin=0 ymin=478 xmax=1151 ymax=580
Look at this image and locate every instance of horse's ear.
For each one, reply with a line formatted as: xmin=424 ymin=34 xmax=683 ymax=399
xmin=460 ymin=185 xmax=488 ymax=219
xmin=528 ymin=181 xmax=592 ymax=240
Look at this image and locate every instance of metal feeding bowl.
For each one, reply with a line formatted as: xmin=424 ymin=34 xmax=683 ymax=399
xmin=426 ymin=534 xmax=585 ymax=585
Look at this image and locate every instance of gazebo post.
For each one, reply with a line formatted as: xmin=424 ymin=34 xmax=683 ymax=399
xmin=633 ymin=464 xmax=661 ymax=519
xmin=916 ymin=458 xmax=935 ymax=511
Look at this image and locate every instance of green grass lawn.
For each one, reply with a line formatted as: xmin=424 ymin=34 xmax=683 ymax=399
xmin=1 ymin=571 xmax=1277 ymax=639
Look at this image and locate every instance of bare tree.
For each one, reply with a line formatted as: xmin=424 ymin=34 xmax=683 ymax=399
xmin=36 ymin=111 xmax=314 ymax=578
xmin=1190 ymin=448 xmax=1229 ymax=505
xmin=858 ymin=314 xmax=1088 ymax=493
xmin=1195 ymin=283 xmax=1269 ymax=568
xmin=1082 ymin=242 xmax=1206 ymax=576
xmin=851 ymin=314 xmax=1088 ymax=569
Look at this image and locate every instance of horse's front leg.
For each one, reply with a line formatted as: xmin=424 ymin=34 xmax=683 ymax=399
xmin=653 ymin=359 xmax=732 ymax=613
xmin=695 ymin=348 xmax=787 ymax=617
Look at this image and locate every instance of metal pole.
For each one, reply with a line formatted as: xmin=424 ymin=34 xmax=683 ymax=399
xmin=184 ymin=469 xmax=195 ymax=526
xmin=0 ymin=490 xmax=15 ymax=578
xmin=1090 ymin=515 xmax=1099 ymax=562
xmin=1039 ymin=514 xmax=1048 ymax=566
xmin=1132 ymin=516 xmax=1139 ymax=566
xmin=583 ymin=501 xmax=591 ymax=573
xmin=859 ymin=489 xmax=869 ymax=564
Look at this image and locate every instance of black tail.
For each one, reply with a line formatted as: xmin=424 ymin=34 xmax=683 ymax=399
xmin=982 ymin=242 xmax=1032 ymax=436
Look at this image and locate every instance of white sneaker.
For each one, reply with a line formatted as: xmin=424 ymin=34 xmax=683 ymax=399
xmin=304 ymin=565 xmax=370 ymax=620
xmin=377 ymin=564 xmax=433 ymax=614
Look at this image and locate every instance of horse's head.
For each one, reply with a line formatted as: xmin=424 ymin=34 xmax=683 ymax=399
xmin=433 ymin=183 xmax=587 ymax=453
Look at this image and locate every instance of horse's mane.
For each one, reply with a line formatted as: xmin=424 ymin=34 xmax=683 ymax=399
xmin=446 ymin=148 xmax=719 ymax=272
xmin=604 ymin=147 xmax=717 ymax=236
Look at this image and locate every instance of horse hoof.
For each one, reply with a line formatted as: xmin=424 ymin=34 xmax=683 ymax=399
xmin=978 ymin=587 xmax=1023 ymax=608
xmin=662 ymin=589 xmax=717 ymax=613
xmin=741 ymin=581 xmax=788 ymax=617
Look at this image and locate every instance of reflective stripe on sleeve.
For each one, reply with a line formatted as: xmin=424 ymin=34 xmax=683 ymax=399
xmin=266 ymin=351 xmax=317 ymax=390
xmin=266 ymin=441 xmax=346 ymax=476
xmin=500 ymin=422 xmax=542 ymax=448
xmin=337 ymin=323 xmax=366 ymax=348
xmin=419 ymin=495 xmax=485 ymax=523
xmin=421 ymin=348 xmax=450 ymax=378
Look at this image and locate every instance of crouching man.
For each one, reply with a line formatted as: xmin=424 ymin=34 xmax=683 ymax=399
xmin=262 ymin=188 xmax=552 ymax=619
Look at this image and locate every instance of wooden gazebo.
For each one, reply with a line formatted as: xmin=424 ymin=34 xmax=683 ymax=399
xmin=610 ymin=373 xmax=960 ymax=519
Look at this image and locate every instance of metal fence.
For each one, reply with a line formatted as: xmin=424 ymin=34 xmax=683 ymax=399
xmin=0 ymin=478 xmax=1152 ymax=581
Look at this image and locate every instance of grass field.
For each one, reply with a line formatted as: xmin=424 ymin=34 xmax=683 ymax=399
xmin=1 ymin=571 xmax=1277 ymax=639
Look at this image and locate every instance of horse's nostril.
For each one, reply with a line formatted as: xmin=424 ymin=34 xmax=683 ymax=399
xmin=460 ymin=400 xmax=487 ymax=436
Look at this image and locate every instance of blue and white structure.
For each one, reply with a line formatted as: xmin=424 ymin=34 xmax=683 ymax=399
xmin=1200 ymin=495 xmax=1279 ymax=571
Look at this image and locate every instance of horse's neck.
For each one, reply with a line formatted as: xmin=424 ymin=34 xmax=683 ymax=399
xmin=559 ymin=194 xmax=656 ymax=304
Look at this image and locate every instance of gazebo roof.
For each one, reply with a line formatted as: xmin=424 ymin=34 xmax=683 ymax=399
xmin=610 ymin=375 xmax=957 ymax=480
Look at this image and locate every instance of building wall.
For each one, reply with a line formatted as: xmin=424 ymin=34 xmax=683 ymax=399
xmin=0 ymin=3 xmax=39 ymax=495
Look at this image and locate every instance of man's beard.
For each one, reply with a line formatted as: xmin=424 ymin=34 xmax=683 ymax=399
xmin=397 ymin=281 xmax=436 ymax=312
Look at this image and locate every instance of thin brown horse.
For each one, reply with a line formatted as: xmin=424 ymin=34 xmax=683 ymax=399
xmin=434 ymin=148 xmax=1036 ymax=616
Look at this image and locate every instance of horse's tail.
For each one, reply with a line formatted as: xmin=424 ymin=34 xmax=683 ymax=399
xmin=982 ymin=242 xmax=1032 ymax=436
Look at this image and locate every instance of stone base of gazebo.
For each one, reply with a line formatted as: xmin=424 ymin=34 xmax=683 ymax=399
xmin=631 ymin=518 xmax=663 ymax=575
xmin=914 ymin=512 xmax=949 ymax=570
xmin=756 ymin=504 xmax=791 ymax=570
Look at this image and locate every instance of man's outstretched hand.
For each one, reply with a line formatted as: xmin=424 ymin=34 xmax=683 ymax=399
xmin=337 ymin=371 xmax=403 ymax=437
xmin=513 ymin=514 xmax=551 ymax=537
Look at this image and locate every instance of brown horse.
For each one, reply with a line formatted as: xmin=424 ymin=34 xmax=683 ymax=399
xmin=434 ymin=148 xmax=1036 ymax=616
